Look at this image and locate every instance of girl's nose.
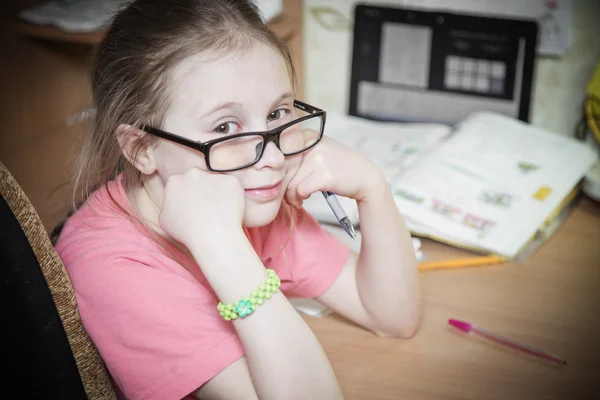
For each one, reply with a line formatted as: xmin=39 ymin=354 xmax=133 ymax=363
xmin=254 ymin=141 xmax=284 ymax=170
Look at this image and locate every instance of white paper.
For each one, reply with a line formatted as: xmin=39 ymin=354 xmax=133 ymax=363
xmin=19 ymin=0 xmax=283 ymax=32
xmin=400 ymin=0 xmax=572 ymax=56
xmin=391 ymin=111 xmax=598 ymax=257
xmin=289 ymin=298 xmax=333 ymax=317
xmin=19 ymin=0 xmax=128 ymax=32
xmin=254 ymin=0 xmax=284 ymax=22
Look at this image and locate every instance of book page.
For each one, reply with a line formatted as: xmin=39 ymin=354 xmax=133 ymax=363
xmin=392 ymin=111 xmax=597 ymax=257
xmin=302 ymin=112 xmax=452 ymax=225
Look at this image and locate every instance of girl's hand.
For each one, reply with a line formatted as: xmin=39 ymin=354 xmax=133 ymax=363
xmin=158 ymin=168 xmax=245 ymax=249
xmin=285 ymin=135 xmax=387 ymax=208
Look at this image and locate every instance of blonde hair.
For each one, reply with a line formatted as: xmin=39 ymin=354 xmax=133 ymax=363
xmin=74 ymin=0 xmax=296 ymax=205
xmin=53 ymin=0 xmax=298 ymax=254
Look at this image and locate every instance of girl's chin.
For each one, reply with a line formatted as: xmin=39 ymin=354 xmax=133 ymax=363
xmin=242 ymin=199 xmax=283 ymax=228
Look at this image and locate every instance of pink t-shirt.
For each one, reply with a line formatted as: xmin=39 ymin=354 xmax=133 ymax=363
xmin=55 ymin=176 xmax=349 ymax=400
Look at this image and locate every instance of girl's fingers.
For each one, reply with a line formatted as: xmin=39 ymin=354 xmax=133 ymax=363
xmin=287 ymin=168 xmax=334 ymax=209
xmin=295 ymin=171 xmax=327 ymax=201
xmin=286 ymin=169 xmax=315 ymax=208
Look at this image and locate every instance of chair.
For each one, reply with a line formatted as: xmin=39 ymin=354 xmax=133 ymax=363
xmin=1 ymin=162 xmax=116 ymax=399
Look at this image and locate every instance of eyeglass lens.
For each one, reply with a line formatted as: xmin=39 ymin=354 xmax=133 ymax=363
xmin=208 ymin=115 xmax=322 ymax=171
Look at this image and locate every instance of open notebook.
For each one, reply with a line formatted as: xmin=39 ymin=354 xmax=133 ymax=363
xmin=304 ymin=111 xmax=598 ymax=259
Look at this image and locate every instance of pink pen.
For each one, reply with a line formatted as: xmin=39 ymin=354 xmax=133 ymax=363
xmin=448 ymin=319 xmax=567 ymax=365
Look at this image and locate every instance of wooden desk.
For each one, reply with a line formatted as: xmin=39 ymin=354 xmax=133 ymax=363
xmin=306 ymin=199 xmax=600 ymax=400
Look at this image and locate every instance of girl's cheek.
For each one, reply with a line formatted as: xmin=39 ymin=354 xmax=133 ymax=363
xmin=286 ymin=156 xmax=302 ymax=176
xmin=156 ymin=148 xmax=209 ymax=178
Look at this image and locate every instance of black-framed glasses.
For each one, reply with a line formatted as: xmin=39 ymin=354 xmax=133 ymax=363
xmin=142 ymin=100 xmax=326 ymax=172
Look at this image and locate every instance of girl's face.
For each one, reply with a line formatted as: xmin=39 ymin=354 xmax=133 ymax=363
xmin=151 ymin=42 xmax=301 ymax=227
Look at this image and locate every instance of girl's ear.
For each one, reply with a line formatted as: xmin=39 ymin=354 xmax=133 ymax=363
xmin=116 ymin=124 xmax=157 ymax=175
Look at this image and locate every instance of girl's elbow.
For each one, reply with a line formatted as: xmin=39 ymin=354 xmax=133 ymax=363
xmin=376 ymin=323 xmax=420 ymax=339
xmin=373 ymin=314 xmax=421 ymax=338
xmin=397 ymin=318 xmax=421 ymax=338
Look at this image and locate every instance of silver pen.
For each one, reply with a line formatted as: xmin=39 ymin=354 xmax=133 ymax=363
xmin=321 ymin=191 xmax=356 ymax=240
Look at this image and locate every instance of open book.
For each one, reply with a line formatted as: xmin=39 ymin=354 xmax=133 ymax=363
xmin=303 ymin=111 xmax=598 ymax=259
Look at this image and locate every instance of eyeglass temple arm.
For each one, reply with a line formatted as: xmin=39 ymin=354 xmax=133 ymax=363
xmin=294 ymin=100 xmax=323 ymax=114
xmin=142 ymin=126 xmax=205 ymax=151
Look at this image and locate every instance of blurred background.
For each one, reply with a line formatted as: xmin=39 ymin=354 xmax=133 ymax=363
xmin=304 ymin=0 xmax=600 ymax=136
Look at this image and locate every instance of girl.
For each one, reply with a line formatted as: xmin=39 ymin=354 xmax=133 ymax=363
xmin=55 ymin=0 xmax=420 ymax=399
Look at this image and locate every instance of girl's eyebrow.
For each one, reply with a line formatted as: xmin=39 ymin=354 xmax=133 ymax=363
xmin=199 ymin=92 xmax=294 ymax=120
xmin=199 ymin=102 xmax=243 ymax=120
xmin=271 ymin=92 xmax=294 ymax=108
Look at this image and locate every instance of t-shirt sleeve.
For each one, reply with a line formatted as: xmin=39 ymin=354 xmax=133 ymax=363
xmin=69 ymin=252 xmax=244 ymax=400
xmin=264 ymin=208 xmax=350 ymax=299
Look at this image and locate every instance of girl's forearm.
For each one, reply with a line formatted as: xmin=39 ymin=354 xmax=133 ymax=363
xmin=189 ymin=233 xmax=342 ymax=400
xmin=356 ymin=182 xmax=421 ymax=337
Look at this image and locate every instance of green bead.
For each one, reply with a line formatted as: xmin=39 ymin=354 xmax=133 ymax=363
xmin=224 ymin=315 xmax=231 ymax=321
xmin=227 ymin=304 xmax=234 ymax=311
xmin=259 ymin=284 xmax=266 ymax=291
xmin=257 ymin=298 xmax=265 ymax=305
xmin=224 ymin=310 xmax=231 ymax=318
xmin=231 ymin=312 xmax=238 ymax=320
xmin=251 ymin=291 xmax=258 ymax=298
xmin=264 ymin=292 xmax=272 ymax=299
xmin=250 ymin=298 xmax=257 ymax=304
xmin=258 ymin=291 xmax=265 ymax=298
xmin=236 ymin=300 xmax=254 ymax=317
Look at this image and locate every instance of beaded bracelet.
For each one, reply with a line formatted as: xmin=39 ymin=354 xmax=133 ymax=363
xmin=217 ymin=269 xmax=281 ymax=321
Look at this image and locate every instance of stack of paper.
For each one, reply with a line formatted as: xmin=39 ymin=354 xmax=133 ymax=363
xmin=391 ymin=111 xmax=596 ymax=257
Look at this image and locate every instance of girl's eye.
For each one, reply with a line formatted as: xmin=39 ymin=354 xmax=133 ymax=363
xmin=214 ymin=122 xmax=240 ymax=134
xmin=267 ymin=109 xmax=287 ymax=122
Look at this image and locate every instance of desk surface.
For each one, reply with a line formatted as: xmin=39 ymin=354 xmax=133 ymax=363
xmin=306 ymin=198 xmax=600 ymax=400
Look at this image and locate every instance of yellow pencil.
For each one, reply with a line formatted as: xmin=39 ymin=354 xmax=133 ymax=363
xmin=418 ymin=255 xmax=506 ymax=271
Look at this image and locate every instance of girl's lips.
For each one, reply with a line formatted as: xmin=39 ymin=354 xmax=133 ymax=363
xmin=244 ymin=180 xmax=283 ymax=200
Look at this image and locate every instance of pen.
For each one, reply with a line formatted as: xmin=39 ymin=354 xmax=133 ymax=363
xmin=418 ymin=255 xmax=505 ymax=271
xmin=449 ymin=318 xmax=567 ymax=365
xmin=322 ymin=191 xmax=356 ymax=240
